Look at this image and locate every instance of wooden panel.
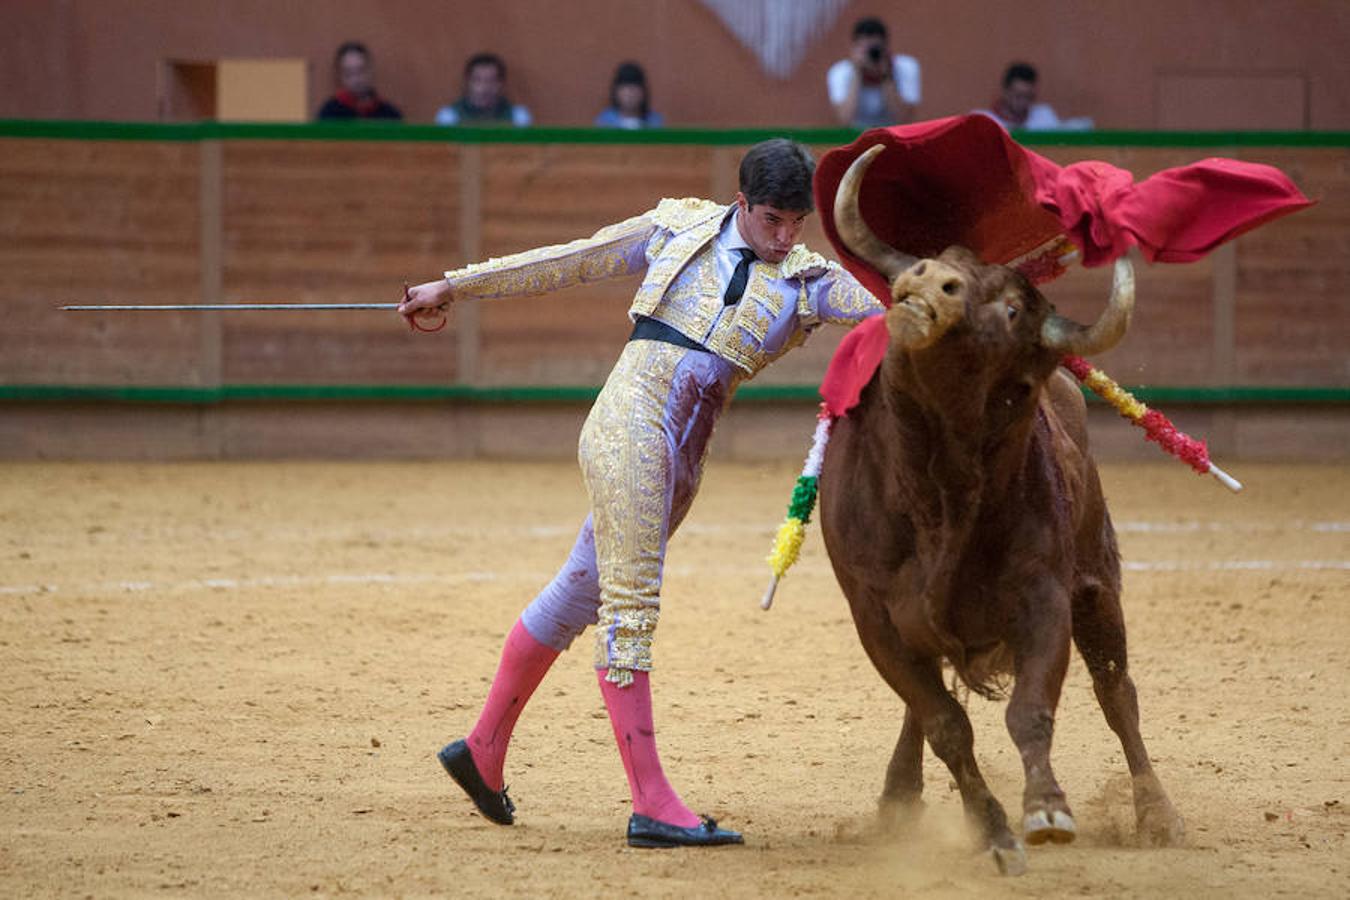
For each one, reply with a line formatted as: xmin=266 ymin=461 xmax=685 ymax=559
xmin=2 ymin=402 xmax=1346 ymax=462
xmin=1230 ymin=407 xmax=1350 ymax=460
xmin=2 ymin=137 xmax=1346 ymax=405
xmin=1042 ymin=250 xmax=1217 ymax=385
xmin=0 ymin=405 xmax=213 ymax=460
xmin=161 ymin=61 xmax=217 ymax=120
xmin=217 ymin=404 xmax=477 ymax=458
xmin=1231 ymin=148 xmax=1350 ymax=384
xmin=0 ymin=138 xmax=204 ymax=385
xmin=1031 ymin=147 xmax=1227 ymax=385
xmin=216 ymin=59 xmax=307 ymax=123
xmin=220 ymin=140 xmax=461 ymax=383
xmin=475 ymin=144 xmax=711 ymax=385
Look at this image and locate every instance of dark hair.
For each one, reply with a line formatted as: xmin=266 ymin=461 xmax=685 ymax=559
xmin=334 ymin=41 xmax=370 ymax=69
xmin=852 ymin=17 xmax=888 ymax=40
xmin=738 ymin=139 xmax=816 ymax=211
xmin=1003 ymin=62 xmax=1038 ymax=87
xmin=465 ymin=52 xmax=506 ymax=80
xmin=609 ymin=61 xmax=649 ymax=119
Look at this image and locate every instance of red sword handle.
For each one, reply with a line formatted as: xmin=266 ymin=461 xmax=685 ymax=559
xmin=403 ymin=282 xmax=448 ymax=334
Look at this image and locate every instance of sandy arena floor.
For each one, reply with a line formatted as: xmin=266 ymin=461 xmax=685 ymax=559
xmin=1 ymin=460 xmax=1346 ymax=898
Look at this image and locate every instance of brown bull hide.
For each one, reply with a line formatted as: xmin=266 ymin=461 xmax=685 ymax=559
xmin=818 ymin=248 xmax=1185 ymax=875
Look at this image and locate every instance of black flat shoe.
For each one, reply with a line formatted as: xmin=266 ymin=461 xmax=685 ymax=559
xmin=438 ymin=739 xmax=515 ymax=825
xmin=627 ymin=813 xmax=744 ymax=848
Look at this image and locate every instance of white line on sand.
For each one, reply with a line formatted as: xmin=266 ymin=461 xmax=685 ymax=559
xmin=2 ymin=560 xmax=1346 ymax=598
xmin=33 ymin=520 xmax=1349 ymax=545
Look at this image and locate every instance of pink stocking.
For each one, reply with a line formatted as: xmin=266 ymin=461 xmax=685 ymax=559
xmin=466 ymin=620 xmax=560 ymax=792
xmin=597 ymin=669 xmax=700 ymax=827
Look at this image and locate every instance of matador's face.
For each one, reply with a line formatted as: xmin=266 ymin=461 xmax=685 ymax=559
xmin=734 ymin=195 xmax=810 ymax=264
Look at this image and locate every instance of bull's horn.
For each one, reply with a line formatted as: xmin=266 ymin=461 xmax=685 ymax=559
xmin=1040 ymin=256 xmax=1135 ymax=356
xmin=834 ymin=144 xmax=916 ymax=283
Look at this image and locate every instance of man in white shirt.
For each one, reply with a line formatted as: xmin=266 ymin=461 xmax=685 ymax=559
xmin=972 ymin=62 xmax=1094 ymax=132
xmin=434 ymin=52 xmax=533 ymax=127
xmin=826 ymin=17 xmax=921 ymax=129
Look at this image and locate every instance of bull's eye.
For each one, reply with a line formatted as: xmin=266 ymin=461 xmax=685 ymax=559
xmin=941 ymin=279 xmax=960 ymax=295
xmin=1007 ymin=303 xmax=1019 ymax=320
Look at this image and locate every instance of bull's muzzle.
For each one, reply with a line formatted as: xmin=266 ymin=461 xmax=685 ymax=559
xmin=887 ymin=259 xmax=968 ymax=349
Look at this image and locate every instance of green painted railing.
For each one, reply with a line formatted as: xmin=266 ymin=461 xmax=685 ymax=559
xmin=0 ymin=384 xmax=1345 ymax=406
xmin=1 ymin=119 xmax=1347 ymax=147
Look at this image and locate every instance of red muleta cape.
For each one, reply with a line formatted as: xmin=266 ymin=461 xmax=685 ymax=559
xmin=814 ymin=114 xmax=1313 ymax=418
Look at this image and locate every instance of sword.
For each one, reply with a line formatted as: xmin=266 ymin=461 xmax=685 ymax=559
xmin=61 ymin=288 xmax=447 ymax=332
xmin=62 ymin=304 xmax=400 ymax=311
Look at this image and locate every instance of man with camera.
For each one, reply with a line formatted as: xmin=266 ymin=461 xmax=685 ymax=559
xmin=826 ymin=17 xmax=921 ymax=129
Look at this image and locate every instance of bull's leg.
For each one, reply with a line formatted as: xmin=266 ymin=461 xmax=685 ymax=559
xmin=846 ymin=602 xmax=1024 ymax=873
xmin=874 ymin=654 xmax=1024 ymax=872
xmin=1072 ymin=583 xmax=1186 ymax=847
xmin=851 ymin=618 xmax=933 ymax=828
xmin=878 ymin=705 xmax=925 ymax=827
xmin=920 ymin=681 xmax=1026 ymax=875
xmin=1005 ymin=591 xmax=1076 ymax=846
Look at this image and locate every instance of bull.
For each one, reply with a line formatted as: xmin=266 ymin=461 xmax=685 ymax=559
xmin=818 ymin=146 xmax=1186 ymax=874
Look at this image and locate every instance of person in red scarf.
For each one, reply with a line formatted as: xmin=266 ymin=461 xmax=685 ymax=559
xmin=316 ymin=42 xmax=403 ymax=121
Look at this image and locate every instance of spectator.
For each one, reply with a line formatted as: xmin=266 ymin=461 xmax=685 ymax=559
xmin=435 ymin=53 xmax=532 ymax=126
xmin=594 ymin=62 xmax=665 ymax=129
xmin=316 ymin=42 xmax=402 ymax=120
xmin=826 ymin=17 xmax=920 ymax=129
xmin=973 ymin=62 xmax=1093 ymax=131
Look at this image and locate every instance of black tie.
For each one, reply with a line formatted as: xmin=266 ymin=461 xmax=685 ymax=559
xmin=723 ymin=248 xmax=757 ymax=306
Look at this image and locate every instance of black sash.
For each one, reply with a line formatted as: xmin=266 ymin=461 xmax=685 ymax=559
xmin=628 ymin=316 xmax=710 ymax=353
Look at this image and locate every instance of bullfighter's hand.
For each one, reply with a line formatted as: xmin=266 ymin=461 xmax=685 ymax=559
xmin=399 ymin=279 xmax=454 ymax=329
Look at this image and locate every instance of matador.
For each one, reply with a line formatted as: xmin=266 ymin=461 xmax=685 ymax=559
xmin=399 ymin=139 xmax=884 ymax=848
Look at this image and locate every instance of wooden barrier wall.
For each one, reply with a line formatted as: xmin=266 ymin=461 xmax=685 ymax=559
xmin=0 ymin=127 xmax=1346 ymax=460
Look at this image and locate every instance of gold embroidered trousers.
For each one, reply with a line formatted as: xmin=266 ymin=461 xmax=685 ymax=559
xmin=577 ymin=339 xmax=738 ymax=685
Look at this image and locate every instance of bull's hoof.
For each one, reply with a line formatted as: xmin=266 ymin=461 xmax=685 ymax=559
xmin=1133 ymin=773 xmax=1186 ymax=847
xmin=1023 ymin=808 xmax=1077 ymax=845
xmin=876 ymin=796 xmax=925 ymax=833
xmin=1136 ymin=800 xmax=1186 ymax=847
xmin=987 ymin=838 xmax=1028 ymax=876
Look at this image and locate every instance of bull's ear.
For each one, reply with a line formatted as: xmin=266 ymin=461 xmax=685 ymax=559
xmin=834 ymin=145 xmax=916 ymax=282
xmin=1040 ymin=257 xmax=1135 ymax=355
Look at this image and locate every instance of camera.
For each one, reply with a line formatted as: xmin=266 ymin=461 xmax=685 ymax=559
xmin=867 ymin=44 xmax=884 ymax=64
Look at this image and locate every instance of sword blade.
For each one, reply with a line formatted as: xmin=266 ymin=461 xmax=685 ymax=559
xmin=62 ymin=303 xmax=402 ymax=311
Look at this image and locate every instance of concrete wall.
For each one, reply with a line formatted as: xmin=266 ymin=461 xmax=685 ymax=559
xmin=5 ymin=0 xmax=1349 ymax=128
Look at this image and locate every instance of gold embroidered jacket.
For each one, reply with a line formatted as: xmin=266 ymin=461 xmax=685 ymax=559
xmin=445 ymin=197 xmax=884 ymax=377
